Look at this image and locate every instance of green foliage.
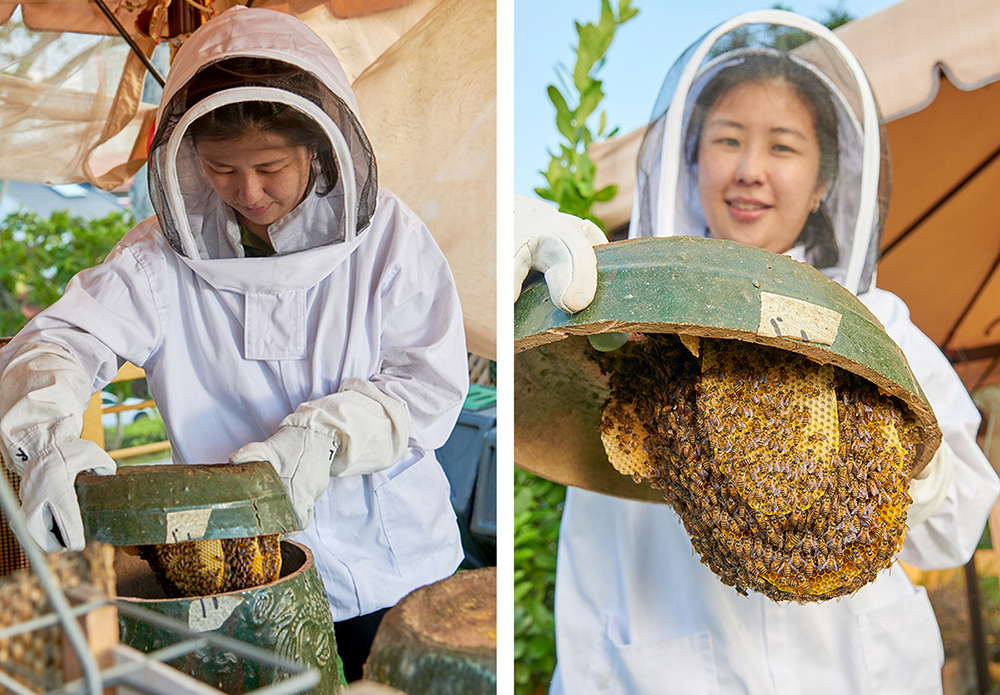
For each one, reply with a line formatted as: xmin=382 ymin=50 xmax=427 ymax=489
xmin=514 ymin=468 xmax=566 ymax=695
xmin=107 ymin=412 xmax=167 ymax=452
xmin=711 ymin=3 xmax=857 ymax=56
xmin=521 ymin=3 xmax=637 ymax=690
xmin=535 ymin=0 xmax=638 ymax=231
xmin=818 ymin=2 xmax=854 ymax=30
xmin=0 ymin=209 xmax=133 ymax=336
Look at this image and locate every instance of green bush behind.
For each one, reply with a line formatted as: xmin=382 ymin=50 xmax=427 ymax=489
xmin=514 ymin=469 xmax=565 ymax=695
xmin=106 ymin=415 xmax=168 ymax=452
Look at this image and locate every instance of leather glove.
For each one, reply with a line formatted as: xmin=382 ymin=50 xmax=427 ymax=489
xmin=230 ymin=378 xmax=408 ymax=529
xmin=514 ymin=195 xmax=606 ymax=313
xmin=230 ymin=426 xmax=340 ymax=531
xmin=907 ymin=441 xmax=954 ymax=528
xmin=0 ymin=342 xmax=116 ymax=551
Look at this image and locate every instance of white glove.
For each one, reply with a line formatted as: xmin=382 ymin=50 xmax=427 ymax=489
xmin=514 ymin=195 xmax=606 ymax=313
xmin=0 ymin=342 xmax=116 ymax=551
xmin=230 ymin=378 xmax=408 ymax=529
xmin=230 ymin=426 xmax=340 ymax=531
xmin=907 ymin=441 xmax=954 ymax=528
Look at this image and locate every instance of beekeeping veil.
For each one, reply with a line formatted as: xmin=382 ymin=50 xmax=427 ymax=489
xmin=631 ymin=9 xmax=890 ymax=296
xmin=147 ymin=6 xmax=377 ymax=261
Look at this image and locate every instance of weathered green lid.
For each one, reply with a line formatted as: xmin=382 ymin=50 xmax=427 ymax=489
xmin=77 ymin=461 xmax=299 ymax=546
xmin=514 ymin=236 xmax=942 ymax=502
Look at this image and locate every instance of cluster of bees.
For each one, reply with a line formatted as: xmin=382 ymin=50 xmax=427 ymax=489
xmin=132 ymin=533 xmax=282 ymax=598
xmin=598 ymin=333 xmax=919 ymax=602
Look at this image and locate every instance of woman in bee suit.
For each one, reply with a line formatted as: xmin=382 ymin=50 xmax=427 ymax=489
xmin=516 ymin=10 xmax=999 ymax=694
xmin=0 ymin=6 xmax=468 ymax=679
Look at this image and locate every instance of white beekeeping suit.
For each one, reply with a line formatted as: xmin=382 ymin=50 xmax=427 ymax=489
xmin=537 ymin=10 xmax=999 ymax=694
xmin=0 ymin=6 xmax=468 ymax=622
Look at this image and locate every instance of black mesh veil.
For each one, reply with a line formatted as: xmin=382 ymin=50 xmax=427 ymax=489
xmin=148 ymin=56 xmax=377 ymax=260
xmin=630 ymin=10 xmax=890 ymax=296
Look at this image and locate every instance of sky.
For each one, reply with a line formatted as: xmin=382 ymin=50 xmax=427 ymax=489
xmin=512 ymin=0 xmax=902 ymax=198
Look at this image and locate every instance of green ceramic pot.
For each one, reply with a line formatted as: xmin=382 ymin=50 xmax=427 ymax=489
xmin=514 ymin=236 xmax=941 ymax=502
xmin=76 ymin=461 xmax=298 ymax=546
xmin=116 ymin=540 xmax=343 ymax=694
xmin=365 ymin=567 xmax=496 ymax=695
xmin=77 ymin=462 xmax=341 ymax=692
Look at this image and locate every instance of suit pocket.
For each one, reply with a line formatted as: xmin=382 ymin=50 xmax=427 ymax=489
xmin=857 ymin=585 xmax=944 ymax=695
xmin=582 ymin=613 xmax=720 ymax=695
xmin=375 ymin=453 xmax=457 ymax=572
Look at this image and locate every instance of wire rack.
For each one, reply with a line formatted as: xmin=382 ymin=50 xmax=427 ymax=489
xmin=0 ymin=453 xmax=320 ymax=695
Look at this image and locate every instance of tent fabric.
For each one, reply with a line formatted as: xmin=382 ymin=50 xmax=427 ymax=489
xmin=0 ymin=20 xmax=156 ymax=188
xmin=352 ymin=0 xmax=496 ymax=361
xmin=834 ymin=0 xmax=1000 ymax=119
xmin=0 ymin=0 xmax=438 ymax=190
xmin=0 ymin=0 xmax=495 ymax=359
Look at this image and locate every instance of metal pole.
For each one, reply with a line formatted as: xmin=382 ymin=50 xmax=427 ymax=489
xmin=90 ymin=0 xmax=166 ymax=87
xmin=965 ymin=556 xmax=992 ymax=695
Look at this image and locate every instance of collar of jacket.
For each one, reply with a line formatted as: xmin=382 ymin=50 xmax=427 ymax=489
xmin=177 ymin=230 xmax=368 ymax=294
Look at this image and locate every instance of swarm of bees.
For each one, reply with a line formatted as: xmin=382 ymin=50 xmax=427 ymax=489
xmin=130 ymin=533 xmax=282 ymax=598
xmin=598 ymin=333 xmax=919 ymax=602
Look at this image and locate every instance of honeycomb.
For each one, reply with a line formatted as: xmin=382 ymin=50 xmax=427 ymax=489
xmin=131 ymin=534 xmax=282 ymax=598
xmin=0 ymin=544 xmax=115 ymax=693
xmin=598 ymin=334 xmax=919 ymax=603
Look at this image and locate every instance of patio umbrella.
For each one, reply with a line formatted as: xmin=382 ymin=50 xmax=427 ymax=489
xmin=588 ymin=0 xmax=1000 ymax=390
xmin=0 ymin=0 xmax=496 ymax=359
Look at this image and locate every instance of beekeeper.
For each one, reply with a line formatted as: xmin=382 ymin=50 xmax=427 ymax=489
xmin=0 ymin=6 xmax=468 ymax=679
xmin=516 ymin=10 xmax=999 ymax=694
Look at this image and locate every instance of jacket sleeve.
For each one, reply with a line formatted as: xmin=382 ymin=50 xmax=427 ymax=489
xmin=863 ymin=289 xmax=1000 ymax=570
xmin=280 ymin=198 xmax=469 ymax=473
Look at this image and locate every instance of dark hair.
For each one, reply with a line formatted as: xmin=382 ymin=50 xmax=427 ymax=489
xmin=688 ymin=52 xmax=840 ymax=268
xmin=184 ymin=57 xmax=338 ymax=196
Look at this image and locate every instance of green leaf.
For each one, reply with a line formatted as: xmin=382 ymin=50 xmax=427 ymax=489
xmin=576 ymin=81 xmax=605 ymax=125
xmin=535 ymin=552 xmax=558 ymax=571
xmin=514 ymin=485 xmax=535 ymax=515
xmin=513 ymin=581 xmax=533 ymax=604
xmin=594 ymin=184 xmax=619 ymax=202
xmin=546 ymin=84 xmax=571 ymax=119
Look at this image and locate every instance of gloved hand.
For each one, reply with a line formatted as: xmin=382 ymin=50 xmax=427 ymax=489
xmin=229 ymin=378 xmax=408 ymax=530
xmin=514 ymin=195 xmax=607 ymax=313
xmin=7 ymin=438 xmax=116 ymax=551
xmin=907 ymin=441 xmax=954 ymax=528
xmin=230 ymin=426 xmax=340 ymax=531
xmin=0 ymin=341 xmax=116 ymax=551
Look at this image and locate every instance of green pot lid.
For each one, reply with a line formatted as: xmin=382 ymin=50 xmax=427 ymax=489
xmin=514 ymin=236 xmax=942 ymax=503
xmin=77 ymin=461 xmax=299 ymax=546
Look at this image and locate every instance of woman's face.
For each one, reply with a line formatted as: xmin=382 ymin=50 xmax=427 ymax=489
xmin=196 ymin=130 xmax=313 ymax=243
xmin=696 ymin=79 xmax=828 ymax=254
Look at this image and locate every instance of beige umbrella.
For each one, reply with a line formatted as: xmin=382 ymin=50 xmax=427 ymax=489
xmin=0 ymin=0 xmax=496 ymax=359
xmin=589 ymin=0 xmax=1000 ymax=389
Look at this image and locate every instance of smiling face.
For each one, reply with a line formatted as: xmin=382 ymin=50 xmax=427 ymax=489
xmin=696 ymin=79 xmax=828 ymax=254
xmin=196 ymin=130 xmax=314 ymax=244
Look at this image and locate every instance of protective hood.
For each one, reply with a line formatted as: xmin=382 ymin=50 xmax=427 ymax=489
xmin=147 ymin=6 xmax=377 ymax=280
xmin=630 ymin=9 xmax=890 ymax=296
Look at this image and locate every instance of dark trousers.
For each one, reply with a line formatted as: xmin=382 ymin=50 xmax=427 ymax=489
xmin=335 ymin=607 xmax=391 ymax=683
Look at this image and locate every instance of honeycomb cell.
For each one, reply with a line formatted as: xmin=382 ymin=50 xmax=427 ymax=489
xmin=138 ymin=533 xmax=283 ymax=598
xmin=597 ymin=334 xmax=919 ymax=603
